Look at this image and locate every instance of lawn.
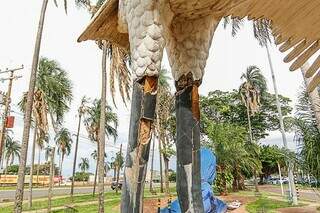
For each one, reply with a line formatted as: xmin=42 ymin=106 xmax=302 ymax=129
xmin=1 ymin=191 xmax=120 ymax=213
xmin=246 ymin=196 xmax=294 ymax=213
xmin=1 ymin=187 xmax=176 ymax=213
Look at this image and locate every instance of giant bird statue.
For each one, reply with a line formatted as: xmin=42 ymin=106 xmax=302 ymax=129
xmin=78 ymin=0 xmax=320 ymax=212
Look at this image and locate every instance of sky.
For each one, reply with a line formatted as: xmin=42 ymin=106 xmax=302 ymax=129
xmin=0 ymin=1 xmax=304 ymax=177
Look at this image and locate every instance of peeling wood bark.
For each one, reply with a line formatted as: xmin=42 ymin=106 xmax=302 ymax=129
xmin=175 ymin=82 xmax=203 ymax=213
xmin=121 ymin=76 xmax=158 ymax=213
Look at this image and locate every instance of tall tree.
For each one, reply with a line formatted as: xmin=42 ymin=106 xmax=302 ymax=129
xmin=83 ymin=99 xmax=118 ymax=196
xmin=301 ymin=62 xmax=320 ymax=130
xmin=239 ymin=65 xmax=267 ymax=192
xmin=155 ymin=69 xmax=175 ymax=194
xmin=78 ymin=157 xmax=90 ymax=184
xmin=75 ymin=1 xmax=130 ymax=210
xmin=114 ymin=145 xmax=124 ymax=193
xmin=295 ymin=87 xmax=320 ymax=179
xmin=18 ymin=89 xmax=48 ymax=208
xmin=71 ymin=97 xmax=88 ymax=199
xmin=55 ymin=127 xmax=73 ymax=186
xmin=4 ymin=136 xmax=21 ymax=174
xmin=14 ymin=1 xmax=48 ymax=210
xmin=14 ymin=1 xmax=70 ymax=209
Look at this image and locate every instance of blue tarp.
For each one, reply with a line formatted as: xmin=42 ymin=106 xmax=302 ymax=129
xmin=160 ymin=148 xmax=227 ymax=213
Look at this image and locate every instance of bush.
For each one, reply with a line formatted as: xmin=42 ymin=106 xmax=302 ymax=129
xmin=70 ymin=172 xmax=89 ymax=182
xmin=168 ymin=171 xmax=176 ymax=182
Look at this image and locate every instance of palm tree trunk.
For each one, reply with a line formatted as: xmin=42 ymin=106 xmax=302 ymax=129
xmin=301 ymin=62 xmax=320 ymax=130
xmin=245 ymin=99 xmax=259 ymax=192
xmin=93 ymin=143 xmax=99 ymax=197
xmin=28 ymin=125 xmax=37 ymax=208
xmin=48 ymin=147 xmax=55 ymax=213
xmin=58 ymin=153 xmax=62 ymax=186
xmin=163 ymin=157 xmax=170 ymax=194
xmin=121 ymin=76 xmax=158 ymax=212
xmin=149 ymin=132 xmax=155 ymax=192
xmin=98 ymin=42 xmax=107 ymax=213
xmin=36 ymin=147 xmax=41 ymax=186
xmin=71 ymin=114 xmax=82 ymax=200
xmin=93 ymin=158 xmax=98 ymax=196
xmin=278 ymin=162 xmax=284 ymax=196
xmin=14 ymin=1 xmax=48 ymax=211
xmin=266 ymin=45 xmax=297 ymax=204
xmin=115 ymin=144 xmax=122 ymax=194
xmin=158 ymin=136 xmax=164 ymax=193
xmin=59 ymin=156 xmax=63 ymax=186
xmin=175 ymin=83 xmax=204 ymax=212
xmin=4 ymin=157 xmax=9 ymax=177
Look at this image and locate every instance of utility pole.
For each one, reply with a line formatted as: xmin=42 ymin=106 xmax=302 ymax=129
xmin=0 ymin=65 xmax=24 ymax=165
xmin=266 ymin=45 xmax=298 ymax=205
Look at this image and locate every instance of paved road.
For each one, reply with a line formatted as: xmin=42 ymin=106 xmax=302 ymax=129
xmin=0 ymin=186 xmax=112 ymax=202
xmin=259 ymin=185 xmax=320 ymax=202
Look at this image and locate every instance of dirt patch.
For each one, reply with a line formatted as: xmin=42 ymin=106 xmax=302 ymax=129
xmin=218 ymin=193 xmax=256 ymax=213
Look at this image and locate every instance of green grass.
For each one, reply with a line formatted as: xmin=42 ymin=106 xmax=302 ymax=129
xmin=1 ymin=191 xmax=120 ymax=213
xmin=1 ymin=187 xmax=176 ymax=213
xmin=246 ymin=196 xmax=293 ymax=213
xmin=52 ymin=198 xmax=121 ymax=213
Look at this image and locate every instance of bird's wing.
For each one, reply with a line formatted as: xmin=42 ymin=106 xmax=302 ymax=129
xmin=227 ymin=0 xmax=320 ymax=91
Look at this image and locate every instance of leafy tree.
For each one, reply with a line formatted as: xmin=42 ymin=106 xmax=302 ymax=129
xmin=201 ymin=90 xmax=292 ymax=141
xmin=55 ymin=127 xmax=72 ymax=185
xmin=168 ymin=170 xmax=176 ymax=182
xmin=78 ymin=158 xmax=90 ymax=184
xmin=202 ymin=122 xmax=260 ymax=194
xmin=259 ymin=145 xmax=285 ymax=183
xmin=14 ymin=2 xmax=70 ymax=210
xmin=239 ymin=65 xmax=267 ymax=144
xmin=70 ymin=172 xmax=90 ymax=182
xmin=4 ymin=135 xmax=21 ymax=175
xmin=294 ymin=87 xmax=320 ymax=179
xmin=155 ymin=69 xmax=175 ymax=194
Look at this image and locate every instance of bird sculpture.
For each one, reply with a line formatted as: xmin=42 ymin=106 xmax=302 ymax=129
xmin=78 ymin=1 xmax=320 ymax=212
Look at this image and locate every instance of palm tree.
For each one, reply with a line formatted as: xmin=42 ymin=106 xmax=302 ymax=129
xmin=75 ymin=2 xmax=130 ymax=209
xmin=14 ymin=1 xmax=70 ymax=210
xmin=78 ymin=157 xmax=89 ymax=184
xmin=155 ymin=69 xmax=175 ymax=194
xmin=239 ymin=65 xmax=267 ymax=192
xmin=14 ymin=2 xmax=48 ymax=210
xmin=225 ymin=17 xmax=299 ymax=205
xmin=4 ymin=136 xmax=21 ymax=175
xmin=113 ymin=146 xmax=124 ymax=193
xmin=18 ymin=89 xmax=48 ymax=208
xmin=71 ymin=96 xmax=88 ymax=199
xmin=91 ymin=149 xmax=107 ymax=196
xmin=301 ymin=62 xmax=320 ymax=130
xmin=55 ymin=128 xmax=73 ymax=186
xmin=83 ymin=99 xmax=118 ymax=197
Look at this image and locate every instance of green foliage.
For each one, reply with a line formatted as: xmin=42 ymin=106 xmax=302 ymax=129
xmin=4 ymin=164 xmax=19 ymax=174
xmin=79 ymin=157 xmax=90 ymax=172
xmin=214 ymin=171 xmax=233 ymax=194
xmin=55 ymin=127 xmax=73 ymax=160
xmin=168 ymin=171 xmax=176 ymax=182
xmin=259 ymin=145 xmax=287 ymax=182
xmin=38 ymin=57 xmax=73 ymax=127
xmin=201 ymin=90 xmax=292 ymax=141
xmin=70 ymin=172 xmax=90 ymax=182
xmin=294 ymin=87 xmax=320 ymax=179
xmin=83 ymin=99 xmax=118 ymax=143
xmin=4 ymin=135 xmax=21 ymax=167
